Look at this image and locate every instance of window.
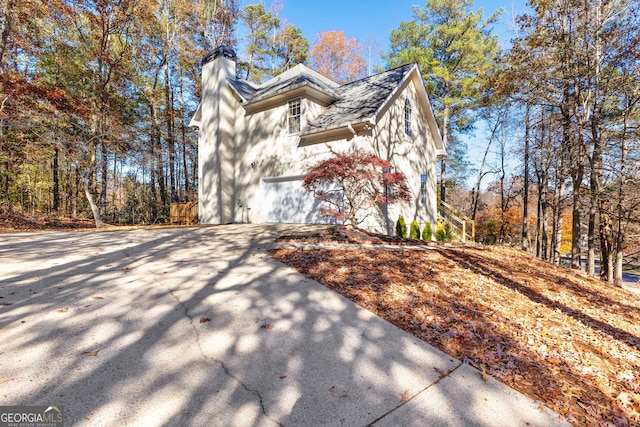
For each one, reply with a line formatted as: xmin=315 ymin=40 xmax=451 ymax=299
xmin=404 ymin=98 xmax=412 ymax=137
xmin=420 ymin=173 xmax=428 ymax=206
xmin=288 ymin=98 xmax=301 ymax=134
xmin=384 ymin=167 xmax=395 ymax=202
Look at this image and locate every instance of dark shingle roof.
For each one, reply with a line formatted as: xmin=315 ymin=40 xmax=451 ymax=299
xmin=240 ymin=65 xmax=340 ymax=106
xmin=229 ymin=63 xmax=416 ymax=134
xmin=228 ymin=79 xmax=258 ymax=101
xmin=300 ymin=64 xmax=415 ymax=135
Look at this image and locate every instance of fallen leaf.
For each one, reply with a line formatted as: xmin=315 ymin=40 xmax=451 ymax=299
xmin=105 ymin=264 xmax=112 ymax=267
xmin=57 ymin=307 xmax=69 ymax=313
xmin=121 ymin=267 xmax=130 ymax=272
xmin=199 ymin=317 xmax=211 ymax=323
xmin=261 ymin=323 xmax=275 ymax=330
xmin=83 ymin=350 xmax=98 ymax=356
xmin=480 ymin=366 xmax=490 ymax=382
xmin=400 ymin=389 xmax=410 ymax=403
xmin=1 ymin=302 xmax=13 ymax=306
xmin=280 ymin=375 xmax=287 ymax=379
xmin=269 ymin=233 xmax=640 ymax=426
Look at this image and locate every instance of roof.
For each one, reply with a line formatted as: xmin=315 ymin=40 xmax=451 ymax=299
xmin=246 ymin=64 xmax=340 ymax=105
xmin=228 ymin=79 xmax=258 ymax=102
xmin=300 ymin=64 xmax=415 ymax=135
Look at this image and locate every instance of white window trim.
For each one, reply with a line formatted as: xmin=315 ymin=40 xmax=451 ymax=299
xmin=288 ymin=97 xmax=302 ymax=135
xmin=420 ymin=173 xmax=428 ymax=206
xmin=404 ymin=98 xmax=413 ymax=137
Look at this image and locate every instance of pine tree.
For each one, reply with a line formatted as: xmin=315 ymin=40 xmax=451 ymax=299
xmin=386 ymin=0 xmax=502 ymax=200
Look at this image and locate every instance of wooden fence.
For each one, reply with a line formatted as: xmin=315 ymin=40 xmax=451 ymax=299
xmin=170 ymin=202 xmax=198 ymax=225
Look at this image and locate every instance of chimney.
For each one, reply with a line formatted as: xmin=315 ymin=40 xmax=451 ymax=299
xmin=198 ymin=45 xmax=238 ymax=225
xmin=202 ymin=45 xmax=237 ymax=83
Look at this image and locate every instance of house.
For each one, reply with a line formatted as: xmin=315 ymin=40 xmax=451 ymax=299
xmin=190 ymin=45 xmax=445 ymax=234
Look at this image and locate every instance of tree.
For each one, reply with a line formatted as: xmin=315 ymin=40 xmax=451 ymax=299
xmin=308 ymin=31 xmax=366 ymax=84
xmin=239 ymin=3 xmax=279 ymax=81
xmin=238 ymin=3 xmax=308 ymax=82
xmin=386 ymin=0 xmax=502 ymax=201
xmin=192 ymin=0 xmax=239 ymax=50
xmin=276 ymin=24 xmax=309 ymax=73
xmin=303 ymin=152 xmax=410 ymax=228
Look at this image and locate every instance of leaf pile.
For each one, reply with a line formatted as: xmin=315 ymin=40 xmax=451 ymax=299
xmin=269 ymin=244 xmax=640 ymax=426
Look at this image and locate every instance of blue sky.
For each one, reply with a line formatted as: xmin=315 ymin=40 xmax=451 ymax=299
xmin=238 ymin=0 xmax=528 ymax=57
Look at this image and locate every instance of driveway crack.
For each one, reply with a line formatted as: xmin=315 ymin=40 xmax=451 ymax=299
xmin=367 ymin=361 xmax=463 ymax=426
xmin=166 ymin=284 xmax=282 ymax=427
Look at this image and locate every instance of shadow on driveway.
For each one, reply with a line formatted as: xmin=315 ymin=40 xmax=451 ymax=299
xmin=0 ymin=225 xmax=566 ymax=426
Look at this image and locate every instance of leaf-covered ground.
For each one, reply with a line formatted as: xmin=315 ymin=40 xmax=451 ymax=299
xmin=0 ymin=210 xmax=96 ymax=232
xmin=270 ymin=233 xmax=640 ymax=426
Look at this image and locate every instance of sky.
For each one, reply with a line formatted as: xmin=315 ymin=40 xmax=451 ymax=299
xmin=238 ymin=0 xmax=528 ymax=56
xmin=236 ymin=0 xmax=531 ymax=187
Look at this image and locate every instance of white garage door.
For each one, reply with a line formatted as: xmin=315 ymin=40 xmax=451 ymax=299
xmin=261 ymin=176 xmax=334 ymax=224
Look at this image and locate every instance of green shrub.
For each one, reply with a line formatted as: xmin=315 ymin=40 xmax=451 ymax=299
xmin=409 ymin=220 xmax=420 ymax=239
xmin=422 ymin=222 xmax=433 ymax=241
xmin=435 ymin=221 xmax=453 ymax=242
xmin=444 ymin=221 xmax=453 ymax=241
xmin=395 ymin=215 xmax=407 ymax=238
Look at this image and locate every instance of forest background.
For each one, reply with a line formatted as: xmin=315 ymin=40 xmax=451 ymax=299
xmin=0 ymin=0 xmax=638 ymax=285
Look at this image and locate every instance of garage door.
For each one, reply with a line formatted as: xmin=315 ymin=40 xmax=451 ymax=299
xmin=261 ymin=176 xmax=334 ymax=224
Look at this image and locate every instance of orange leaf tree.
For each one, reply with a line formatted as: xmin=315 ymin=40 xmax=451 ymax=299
xmin=303 ymin=152 xmax=410 ymax=228
xmin=308 ymin=30 xmax=366 ymax=83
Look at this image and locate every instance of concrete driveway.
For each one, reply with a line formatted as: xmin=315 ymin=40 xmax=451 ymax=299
xmin=0 ymin=225 xmax=567 ymax=426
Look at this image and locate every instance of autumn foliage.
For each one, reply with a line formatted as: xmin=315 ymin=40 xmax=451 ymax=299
xmin=308 ymin=31 xmax=366 ymax=84
xmin=303 ymin=152 xmax=410 ymax=228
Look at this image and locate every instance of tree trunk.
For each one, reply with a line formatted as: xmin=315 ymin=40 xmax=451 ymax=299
xmin=439 ymin=105 xmax=449 ymax=202
xmin=179 ymin=68 xmax=189 ymax=200
xmin=571 ymin=161 xmax=584 ymax=269
xmin=82 ymin=170 xmax=105 ymax=228
xmin=551 ymin=177 xmax=565 ymax=265
xmin=73 ymin=165 xmax=79 ymax=219
xmin=587 ymin=206 xmax=597 ymax=276
xmin=53 ymin=145 xmax=60 ymax=212
xmin=100 ymin=142 xmax=108 ymax=213
xmin=164 ymin=62 xmax=177 ymax=203
xmin=614 ymin=250 xmax=624 ymax=288
xmin=599 ymin=211 xmax=613 ymax=281
xmin=605 ymin=247 xmax=614 ymax=283
xmin=522 ymin=104 xmax=530 ymax=252
xmin=536 ymin=172 xmax=550 ymax=261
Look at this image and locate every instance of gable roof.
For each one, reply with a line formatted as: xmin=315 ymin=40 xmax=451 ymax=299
xmin=297 ymin=64 xmax=444 ymax=154
xmin=239 ymin=64 xmax=340 ymax=112
xmin=248 ymin=64 xmax=340 ymax=104
xmin=300 ymin=64 xmax=415 ymax=136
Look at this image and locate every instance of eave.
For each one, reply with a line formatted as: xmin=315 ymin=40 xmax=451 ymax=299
xmin=243 ymin=83 xmax=339 ymax=114
xmin=298 ymin=121 xmax=372 ymax=146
